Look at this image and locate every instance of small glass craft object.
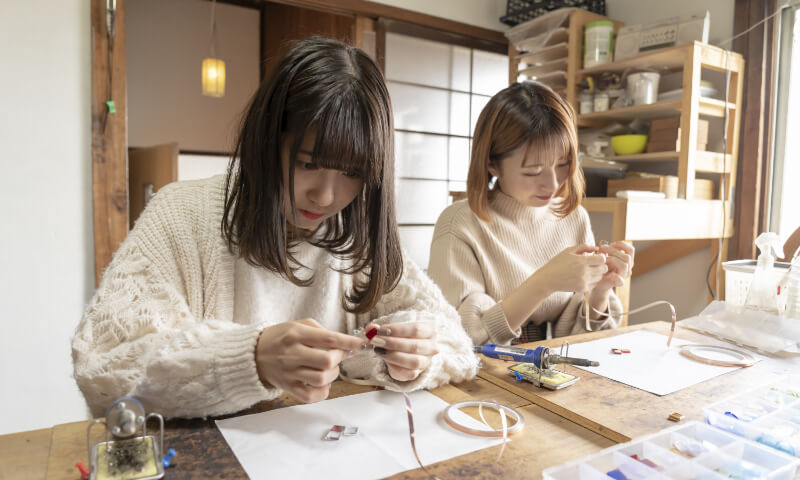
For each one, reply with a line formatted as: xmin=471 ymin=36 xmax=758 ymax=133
xmin=86 ymin=396 xmax=166 ymax=480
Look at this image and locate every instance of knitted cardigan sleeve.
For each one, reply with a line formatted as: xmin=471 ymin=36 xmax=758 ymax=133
xmin=72 ymin=181 xmax=276 ymax=418
xmin=551 ymin=207 xmax=622 ymax=338
xmin=340 ymin=255 xmax=480 ymax=391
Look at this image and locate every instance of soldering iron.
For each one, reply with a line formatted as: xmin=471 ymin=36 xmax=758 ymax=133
xmin=474 ymin=344 xmax=599 ymax=369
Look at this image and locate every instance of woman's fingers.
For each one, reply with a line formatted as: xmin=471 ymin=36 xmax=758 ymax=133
xmin=294 ymin=321 xmax=366 ymax=352
xmin=288 ymin=380 xmax=332 ymax=404
xmin=610 ymin=241 xmax=635 ymax=257
xmin=364 ymin=322 xmax=438 ymax=383
xmin=384 ymin=364 xmax=424 ymax=382
xmin=599 ymin=244 xmax=633 ymax=277
xmin=291 ymin=366 xmax=341 ymax=388
xmin=571 ymin=243 xmax=600 ymax=255
xmin=373 ymin=322 xmax=435 ymax=340
xmin=369 ymin=335 xmax=440 ymax=356
xmin=605 ymin=255 xmax=629 ymax=276
xmin=276 ymin=342 xmax=350 ymax=371
xmin=377 ymin=348 xmax=432 ymax=371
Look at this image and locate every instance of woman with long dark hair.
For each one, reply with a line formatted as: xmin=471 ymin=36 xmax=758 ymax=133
xmin=73 ymin=37 xmax=478 ymax=418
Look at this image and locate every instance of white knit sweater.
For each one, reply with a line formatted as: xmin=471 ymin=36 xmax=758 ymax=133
xmin=428 ymin=192 xmax=621 ymax=346
xmin=72 ymin=176 xmax=479 ymax=418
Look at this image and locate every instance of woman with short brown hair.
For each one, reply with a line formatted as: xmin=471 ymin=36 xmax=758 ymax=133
xmin=429 ymin=81 xmax=634 ymax=345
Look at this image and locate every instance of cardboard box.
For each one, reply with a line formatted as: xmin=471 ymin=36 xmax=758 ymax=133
xmin=647 ymin=118 xmax=709 ymax=153
xmin=607 ymin=175 xmax=715 ymax=199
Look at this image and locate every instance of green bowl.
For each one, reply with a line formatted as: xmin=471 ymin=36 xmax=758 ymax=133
xmin=611 ymin=134 xmax=648 ymax=155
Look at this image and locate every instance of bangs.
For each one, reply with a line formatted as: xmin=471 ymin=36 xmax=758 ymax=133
xmin=307 ymin=90 xmax=383 ymax=186
xmin=521 ymin=125 xmax=572 ymax=167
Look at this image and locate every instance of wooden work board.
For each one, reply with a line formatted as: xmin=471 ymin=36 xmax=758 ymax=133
xmin=30 ymin=377 xmax=613 ymax=480
xmin=477 ymin=321 xmax=796 ymax=443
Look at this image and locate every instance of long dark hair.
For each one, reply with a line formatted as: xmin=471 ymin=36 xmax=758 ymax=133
xmin=222 ymin=37 xmax=402 ymax=314
xmin=467 ymin=81 xmax=584 ymax=221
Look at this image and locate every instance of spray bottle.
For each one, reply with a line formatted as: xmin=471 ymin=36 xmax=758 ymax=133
xmin=784 ymin=246 xmax=800 ymax=319
xmin=744 ymin=232 xmax=784 ymax=313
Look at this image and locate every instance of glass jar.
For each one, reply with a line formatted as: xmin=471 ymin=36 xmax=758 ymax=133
xmin=579 ymin=92 xmax=594 ymax=114
xmin=594 ymin=91 xmax=609 ymax=112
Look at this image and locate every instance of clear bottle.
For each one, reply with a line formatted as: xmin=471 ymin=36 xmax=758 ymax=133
xmin=745 ymin=232 xmax=785 ymax=313
xmin=785 ymin=249 xmax=800 ymax=319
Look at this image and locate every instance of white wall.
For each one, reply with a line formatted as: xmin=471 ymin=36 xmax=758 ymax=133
xmin=607 ymin=0 xmax=734 ymax=45
xmin=0 ymin=0 xmax=94 ymax=434
xmin=373 ymin=0 xmax=509 ymax=31
xmin=127 ymin=0 xmax=260 ymax=152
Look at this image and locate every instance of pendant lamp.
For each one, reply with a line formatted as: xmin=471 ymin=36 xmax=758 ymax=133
xmin=202 ymin=0 xmax=225 ymax=97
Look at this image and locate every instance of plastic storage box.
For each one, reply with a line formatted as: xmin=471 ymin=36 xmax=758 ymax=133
xmin=703 ymin=379 xmax=800 ymax=457
xmin=722 ymin=260 xmax=791 ymax=306
xmin=543 ymin=421 xmax=800 ymax=480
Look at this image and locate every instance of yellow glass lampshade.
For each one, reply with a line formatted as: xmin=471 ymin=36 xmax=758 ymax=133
xmin=202 ymin=57 xmax=226 ymax=97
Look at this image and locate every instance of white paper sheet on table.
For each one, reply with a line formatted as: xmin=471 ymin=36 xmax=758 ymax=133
xmin=565 ymin=330 xmax=761 ymax=396
xmin=215 ymin=390 xmax=505 ymax=479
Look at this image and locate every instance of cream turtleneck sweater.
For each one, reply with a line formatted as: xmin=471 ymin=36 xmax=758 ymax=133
xmin=428 ymin=192 xmax=621 ymax=345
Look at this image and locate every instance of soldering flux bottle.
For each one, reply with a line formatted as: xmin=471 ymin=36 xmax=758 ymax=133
xmin=785 ymin=248 xmax=800 ymax=319
xmin=745 ymin=232 xmax=785 ymax=313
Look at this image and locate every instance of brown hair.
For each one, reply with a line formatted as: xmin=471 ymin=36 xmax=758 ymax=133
xmin=222 ymin=37 xmax=402 ymax=314
xmin=467 ymin=81 xmax=584 ymax=221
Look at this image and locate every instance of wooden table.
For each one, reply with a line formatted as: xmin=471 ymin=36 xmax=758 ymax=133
xmin=6 ymin=321 xmax=794 ymax=479
xmin=0 ymin=377 xmax=613 ymax=480
xmin=478 ymin=321 xmax=799 ymax=443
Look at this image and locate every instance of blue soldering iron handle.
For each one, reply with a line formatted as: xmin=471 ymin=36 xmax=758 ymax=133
xmin=474 ymin=344 xmax=544 ymax=366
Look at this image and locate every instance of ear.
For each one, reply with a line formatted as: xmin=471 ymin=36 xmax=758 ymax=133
xmin=488 ymin=162 xmax=500 ymax=179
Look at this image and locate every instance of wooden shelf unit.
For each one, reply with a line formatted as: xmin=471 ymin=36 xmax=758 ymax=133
xmin=576 ymin=41 xmax=744 ymax=202
xmin=508 ymin=21 xmax=745 ymax=320
xmin=508 ymin=10 xmax=623 ymax=108
xmin=581 ymin=42 xmax=743 ymax=314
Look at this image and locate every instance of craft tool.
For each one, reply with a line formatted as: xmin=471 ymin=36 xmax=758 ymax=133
xmin=508 ymin=362 xmax=579 ymax=390
xmin=473 ymin=344 xmax=599 ymax=369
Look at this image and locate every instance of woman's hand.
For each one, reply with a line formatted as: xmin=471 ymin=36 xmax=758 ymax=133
xmin=592 ymin=241 xmax=635 ymax=294
xmin=535 ymin=244 xmax=608 ymax=293
xmin=367 ymin=322 xmax=440 ymax=382
xmin=255 ymin=318 xmax=366 ymax=403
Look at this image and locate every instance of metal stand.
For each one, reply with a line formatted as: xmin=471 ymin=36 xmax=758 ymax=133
xmin=536 ymin=341 xmax=571 ymax=385
xmin=86 ymin=397 xmax=166 ymax=480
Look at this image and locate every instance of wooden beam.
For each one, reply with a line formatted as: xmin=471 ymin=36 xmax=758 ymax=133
xmin=91 ymin=0 xmax=129 ymax=285
xmin=631 ymin=239 xmax=709 ymax=279
xmin=709 ymin=238 xmax=730 ymax=301
xmin=263 ymin=0 xmax=507 ymax=48
xmin=730 ymin=0 xmax=777 ymax=260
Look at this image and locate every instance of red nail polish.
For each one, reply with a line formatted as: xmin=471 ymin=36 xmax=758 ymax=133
xmin=365 ymin=326 xmax=378 ymax=340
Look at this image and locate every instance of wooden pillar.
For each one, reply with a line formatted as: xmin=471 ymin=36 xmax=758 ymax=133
xmin=730 ymin=0 xmax=778 ymax=260
xmin=91 ymin=0 xmax=129 ymax=285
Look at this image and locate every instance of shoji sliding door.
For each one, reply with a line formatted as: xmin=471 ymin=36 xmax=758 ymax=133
xmin=383 ymin=27 xmax=508 ymax=269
